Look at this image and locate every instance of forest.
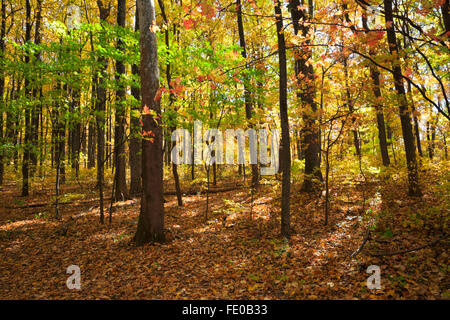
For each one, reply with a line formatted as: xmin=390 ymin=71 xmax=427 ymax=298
xmin=0 ymin=0 xmax=449 ymax=300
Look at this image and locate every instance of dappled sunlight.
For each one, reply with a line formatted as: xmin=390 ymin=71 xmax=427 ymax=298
xmin=0 ymin=0 xmax=448 ymax=302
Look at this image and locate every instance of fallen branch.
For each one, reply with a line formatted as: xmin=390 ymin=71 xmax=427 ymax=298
xmin=365 ymin=234 xmax=448 ymax=257
xmin=164 ymin=186 xmax=244 ymax=196
xmin=5 ymin=186 xmax=245 ymax=209
xmin=349 ymin=229 xmax=371 ymax=259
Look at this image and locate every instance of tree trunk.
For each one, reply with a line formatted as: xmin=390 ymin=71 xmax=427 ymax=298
xmin=275 ymin=0 xmax=291 ymax=239
xmin=442 ymin=0 xmax=450 ymax=36
xmin=113 ymin=0 xmax=129 ymax=201
xmin=88 ymin=73 xmax=97 ymax=169
xmin=343 ymin=57 xmax=360 ymax=156
xmin=236 ymin=0 xmax=258 ymax=187
xmin=71 ymin=88 xmax=81 ymax=176
xmin=29 ymin=0 xmax=42 ymax=176
xmin=426 ymin=121 xmax=432 ymax=159
xmin=0 ymin=0 xmax=6 ymax=185
xmin=96 ymin=0 xmax=110 ymax=223
xmin=21 ymin=0 xmax=32 ymax=196
xmin=289 ymin=0 xmax=322 ymax=192
xmin=384 ymin=0 xmax=421 ymax=196
xmin=129 ymin=1 xmax=142 ymax=197
xmin=413 ymin=110 xmax=423 ymax=157
xmin=134 ymin=0 xmax=165 ymax=244
xmin=361 ymin=11 xmax=390 ymax=167
xmin=443 ymin=134 xmax=448 ymax=159
xmin=158 ymin=0 xmax=182 ymax=206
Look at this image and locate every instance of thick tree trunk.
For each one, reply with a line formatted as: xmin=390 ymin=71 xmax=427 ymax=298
xmin=134 ymin=0 xmax=165 ymax=244
xmin=289 ymin=0 xmax=322 ymax=192
xmin=384 ymin=0 xmax=421 ymax=196
xmin=275 ymin=0 xmax=291 ymax=239
xmin=113 ymin=0 xmax=129 ymax=201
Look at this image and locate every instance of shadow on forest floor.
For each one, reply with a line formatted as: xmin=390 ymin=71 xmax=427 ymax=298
xmin=0 ymin=165 xmax=448 ymax=299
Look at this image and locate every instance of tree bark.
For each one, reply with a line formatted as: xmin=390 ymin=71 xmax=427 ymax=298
xmin=129 ymin=1 xmax=142 ymax=197
xmin=442 ymin=0 xmax=450 ymax=36
xmin=413 ymin=109 xmax=423 ymax=157
xmin=134 ymin=0 xmax=165 ymax=244
xmin=289 ymin=0 xmax=322 ymax=192
xmin=88 ymin=73 xmax=98 ymax=169
xmin=0 ymin=0 xmax=6 ymax=185
xmin=71 ymin=88 xmax=81 ymax=176
xmin=96 ymin=0 xmax=111 ymax=223
xmin=158 ymin=0 xmax=182 ymax=206
xmin=275 ymin=0 xmax=291 ymax=239
xmin=362 ymin=12 xmax=390 ymax=166
xmin=113 ymin=0 xmax=129 ymax=201
xmin=236 ymin=0 xmax=258 ymax=187
xmin=384 ymin=0 xmax=421 ymax=196
xmin=368 ymin=61 xmax=391 ymax=166
xmin=343 ymin=56 xmax=360 ymax=156
xmin=29 ymin=0 xmax=42 ymax=176
xmin=21 ymin=0 xmax=32 ymax=196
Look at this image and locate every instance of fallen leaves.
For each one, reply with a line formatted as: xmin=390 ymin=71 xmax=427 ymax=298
xmin=0 ymin=164 xmax=448 ymax=300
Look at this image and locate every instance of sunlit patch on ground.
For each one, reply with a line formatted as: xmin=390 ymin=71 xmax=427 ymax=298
xmin=0 ymin=163 xmax=448 ymax=299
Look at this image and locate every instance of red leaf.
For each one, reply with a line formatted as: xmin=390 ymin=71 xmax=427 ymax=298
xmin=183 ymin=18 xmax=194 ymax=30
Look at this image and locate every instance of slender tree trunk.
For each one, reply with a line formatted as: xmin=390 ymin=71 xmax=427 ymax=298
xmin=21 ymin=0 xmax=32 ymax=196
xmin=88 ymin=73 xmax=97 ymax=169
xmin=0 ymin=0 xmax=6 ymax=185
xmin=343 ymin=57 xmax=360 ymax=156
xmin=6 ymin=78 xmax=16 ymax=167
xmin=384 ymin=0 xmax=421 ymax=196
xmin=275 ymin=0 xmax=291 ymax=239
xmin=113 ymin=0 xmax=129 ymax=201
xmin=413 ymin=111 xmax=423 ymax=157
xmin=134 ymin=0 xmax=165 ymax=244
xmin=426 ymin=121 xmax=432 ymax=159
xmin=29 ymin=0 xmax=42 ymax=176
xmin=431 ymin=120 xmax=436 ymax=157
xmin=96 ymin=0 xmax=110 ymax=223
xmin=60 ymin=85 xmax=67 ymax=185
xmin=236 ymin=0 xmax=258 ymax=187
xmin=426 ymin=117 xmax=436 ymax=160
xmin=158 ymin=0 xmax=182 ymax=206
xmin=129 ymin=1 xmax=142 ymax=197
xmin=443 ymin=134 xmax=448 ymax=159
xmin=71 ymin=88 xmax=81 ymax=176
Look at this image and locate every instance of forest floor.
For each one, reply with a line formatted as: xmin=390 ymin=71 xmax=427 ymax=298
xmin=0 ymin=162 xmax=448 ymax=300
